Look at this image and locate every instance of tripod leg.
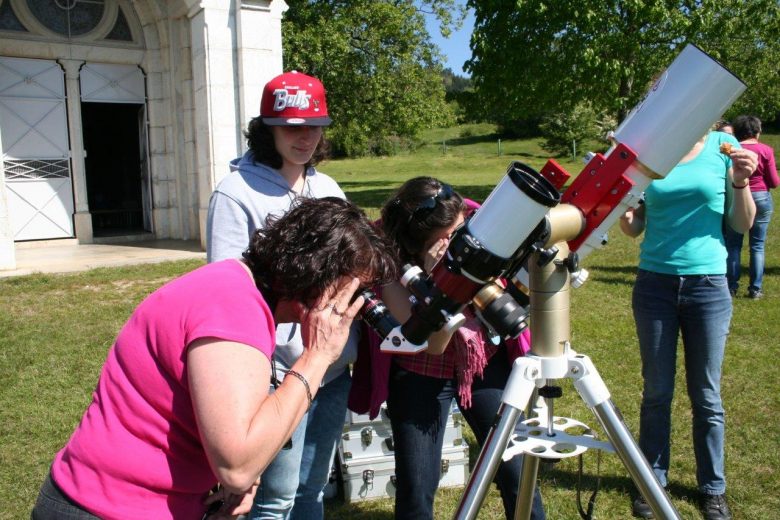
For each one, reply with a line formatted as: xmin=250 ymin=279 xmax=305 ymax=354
xmin=592 ymin=400 xmax=679 ymax=519
xmin=572 ymin=356 xmax=681 ymax=520
xmin=454 ymin=404 xmax=523 ymax=520
xmin=453 ymin=358 xmax=538 ymax=520
xmin=514 ymin=453 xmax=541 ymax=520
xmin=513 ymin=386 xmax=544 ymax=520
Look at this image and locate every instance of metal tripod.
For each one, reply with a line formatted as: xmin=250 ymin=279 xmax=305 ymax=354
xmin=453 ymin=240 xmax=681 ymax=520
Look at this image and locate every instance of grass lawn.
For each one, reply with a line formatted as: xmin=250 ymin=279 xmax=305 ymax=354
xmin=2 ymin=126 xmax=778 ymax=519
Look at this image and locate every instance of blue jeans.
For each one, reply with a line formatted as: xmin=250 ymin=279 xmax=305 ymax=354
xmin=632 ymin=270 xmax=732 ymax=495
xmin=387 ymin=349 xmax=546 ymax=520
xmin=250 ymin=368 xmax=351 ymax=520
xmin=32 ymin=473 xmax=100 ymax=520
xmin=725 ymin=190 xmax=774 ymax=293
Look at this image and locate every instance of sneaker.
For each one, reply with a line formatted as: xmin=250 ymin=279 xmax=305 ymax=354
xmin=632 ymin=495 xmax=654 ymax=519
xmin=700 ymin=494 xmax=732 ymax=520
xmin=748 ymin=289 xmax=763 ymax=299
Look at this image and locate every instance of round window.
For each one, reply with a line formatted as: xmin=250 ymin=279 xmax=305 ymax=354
xmin=27 ymin=0 xmax=105 ymax=37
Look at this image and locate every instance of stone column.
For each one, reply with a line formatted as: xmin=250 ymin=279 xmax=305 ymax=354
xmin=59 ymin=59 xmax=93 ymax=243
xmin=0 ymin=126 xmax=15 ymax=270
xmin=189 ymin=1 xmax=242 ymax=248
xmin=236 ymin=0 xmax=287 ymax=138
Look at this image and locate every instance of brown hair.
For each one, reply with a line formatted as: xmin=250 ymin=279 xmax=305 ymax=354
xmin=381 ymin=177 xmax=466 ymax=267
xmin=244 ymin=116 xmax=330 ymax=169
xmin=243 ymin=197 xmax=398 ymax=303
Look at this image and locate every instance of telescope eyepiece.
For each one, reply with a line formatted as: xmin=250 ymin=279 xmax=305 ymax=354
xmin=356 ymin=289 xmax=399 ymax=340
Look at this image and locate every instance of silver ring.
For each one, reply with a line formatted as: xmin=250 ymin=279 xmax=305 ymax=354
xmin=327 ymin=303 xmax=342 ymax=316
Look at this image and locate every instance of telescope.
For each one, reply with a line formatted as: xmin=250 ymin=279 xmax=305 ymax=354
xmin=357 ymin=45 xmax=746 ymax=519
xmin=457 ymin=44 xmax=744 ymax=520
xmin=361 ymin=44 xmax=746 ymax=360
xmin=358 ymin=162 xmax=558 ymax=354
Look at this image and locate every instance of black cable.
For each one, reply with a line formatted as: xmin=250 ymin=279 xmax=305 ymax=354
xmin=575 ymin=438 xmax=601 ymax=520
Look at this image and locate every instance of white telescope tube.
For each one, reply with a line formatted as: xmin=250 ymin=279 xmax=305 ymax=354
xmin=468 ymin=164 xmax=559 ymax=258
xmin=614 ymin=44 xmax=746 ymax=179
xmin=574 ymin=44 xmax=746 ymax=261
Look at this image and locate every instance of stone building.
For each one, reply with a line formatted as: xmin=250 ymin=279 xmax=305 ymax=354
xmin=0 ymin=0 xmax=287 ymax=270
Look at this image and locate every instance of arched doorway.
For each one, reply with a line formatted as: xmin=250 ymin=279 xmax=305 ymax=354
xmin=79 ymin=62 xmax=150 ymax=236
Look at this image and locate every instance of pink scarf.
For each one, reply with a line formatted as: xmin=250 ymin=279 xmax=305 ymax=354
xmin=451 ymin=309 xmax=490 ymax=409
xmin=451 ymin=308 xmax=532 ymax=409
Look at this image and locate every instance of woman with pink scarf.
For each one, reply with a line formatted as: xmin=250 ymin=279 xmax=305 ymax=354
xmin=351 ymin=177 xmax=545 ymax=520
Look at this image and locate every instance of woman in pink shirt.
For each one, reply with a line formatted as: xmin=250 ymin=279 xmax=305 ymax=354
xmin=31 ymin=198 xmax=397 ymax=520
xmin=725 ymin=115 xmax=779 ymax=298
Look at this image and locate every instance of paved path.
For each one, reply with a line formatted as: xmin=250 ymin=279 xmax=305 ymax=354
xmin=0 ymin=239 xmax=206 ymax=278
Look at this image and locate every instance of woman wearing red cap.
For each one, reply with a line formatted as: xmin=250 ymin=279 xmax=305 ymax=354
xmin=206 ymin=72 xmax=358 ymax=519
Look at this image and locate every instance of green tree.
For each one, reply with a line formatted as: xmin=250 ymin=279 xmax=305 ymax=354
xmin=539 ymin=102 xmax=617 ymax=157
xmin=691 ymin=1 xmax=780 ymax=123
xmin=442 ymin=67 xmax=472 ymax=94
xmin=442 ymin=67 xmax=478 ymax=123
xmin=282 ymin=1 xmax=463 ymax=156
xmin=466 ymin=0 xmax=780 ymax=130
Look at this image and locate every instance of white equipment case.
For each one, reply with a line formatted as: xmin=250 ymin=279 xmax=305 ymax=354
xmin=336 ymin=403 xmax=470 ymax=503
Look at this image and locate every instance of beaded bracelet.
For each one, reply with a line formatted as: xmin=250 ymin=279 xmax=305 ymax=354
xmin=286 ymin=370 xmax=313 ymax=411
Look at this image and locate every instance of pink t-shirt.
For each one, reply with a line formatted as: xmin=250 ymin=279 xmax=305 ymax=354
xmin=52 ymin=260 xmax=275 ymax=519
xmin=742 ymin=141 xmax=779 ymax=192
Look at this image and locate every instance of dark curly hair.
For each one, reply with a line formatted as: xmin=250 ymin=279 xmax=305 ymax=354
xmin=732 ymin=115 xmax=762 ymax=142
xmin=381 ymin=177 xmax=466 ymax=267
xmin=244 ymin=117 xmax=330 ymax=169
xmin=243 ymin=197 xmax=398 ymax=303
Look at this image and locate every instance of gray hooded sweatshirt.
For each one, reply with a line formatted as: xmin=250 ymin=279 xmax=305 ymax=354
xmin=206 ymin=151 xmax=356 ymax=384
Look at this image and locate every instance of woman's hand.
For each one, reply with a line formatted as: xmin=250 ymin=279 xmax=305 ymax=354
xmin=727 ymin=149 xmax=758 ymax=233
xmin=301 ymin=277 xmax=363 ymax=364
xmin=423 ymin=237 xmax=449 ymax=273
xmin=203 ymin=479 xmax=260 ymax=519
xmin=730 ymin=148 xmax=758 ymax=186
xmin=619 ymin=205 xmax=645 ymax=238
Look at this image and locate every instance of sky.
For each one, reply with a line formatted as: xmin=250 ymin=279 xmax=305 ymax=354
xmin=424 ymin=5 xmax=475 ymax=77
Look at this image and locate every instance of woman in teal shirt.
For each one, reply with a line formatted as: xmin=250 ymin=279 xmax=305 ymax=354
xmin=619 ymin=131 xmax=756 ymax=520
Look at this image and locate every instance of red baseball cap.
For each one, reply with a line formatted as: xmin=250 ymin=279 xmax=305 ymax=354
xmin=260 ymin=71 xmax=332 ymax=126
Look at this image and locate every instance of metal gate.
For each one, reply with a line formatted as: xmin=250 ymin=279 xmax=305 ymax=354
xmin=0 ymin=57 xmax=73 ymax=240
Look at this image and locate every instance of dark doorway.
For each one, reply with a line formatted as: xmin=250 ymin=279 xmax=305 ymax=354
xmin=81 ymin=102 xmax=147 ymax=236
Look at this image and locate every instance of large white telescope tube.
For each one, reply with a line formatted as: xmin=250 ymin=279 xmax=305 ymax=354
xmin=575 ymin=44 xmax=746 ymax=260
xmin=615 ymin=44 xmax=746 ymax=179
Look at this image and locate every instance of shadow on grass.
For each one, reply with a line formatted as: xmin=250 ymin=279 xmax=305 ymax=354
xmin=586 ymin=265 xmax=639 ymax=287
xmin=342 ymin=183 xmax=498 ymax=209
xmin=338 ymin=180 xmax=399 ymax=190
xmin=324 ymin=500 xmax=394 ymax=519
xmin=509 ymin=151 xmax=552 ymax=161
xmin=342 ymin=180 xmax=560 ymax=210
xmin=541 ymin=464 xmax=699 ymax=502
xmin=338 ymin=181 xmax=398 ymax=209
xmin=321 ymin=464 xmax=698 ymax=518
xmin=324 ymin=487 xmax=395 ymax=519
xmin=435 ymin=133 xmax=502 ymax=146
xmin=758 ymin=265 xmax=780 ymax=276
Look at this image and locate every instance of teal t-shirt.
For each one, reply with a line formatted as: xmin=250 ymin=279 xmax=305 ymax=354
xmin=639 ymin=131 xmax=739 ymax=275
